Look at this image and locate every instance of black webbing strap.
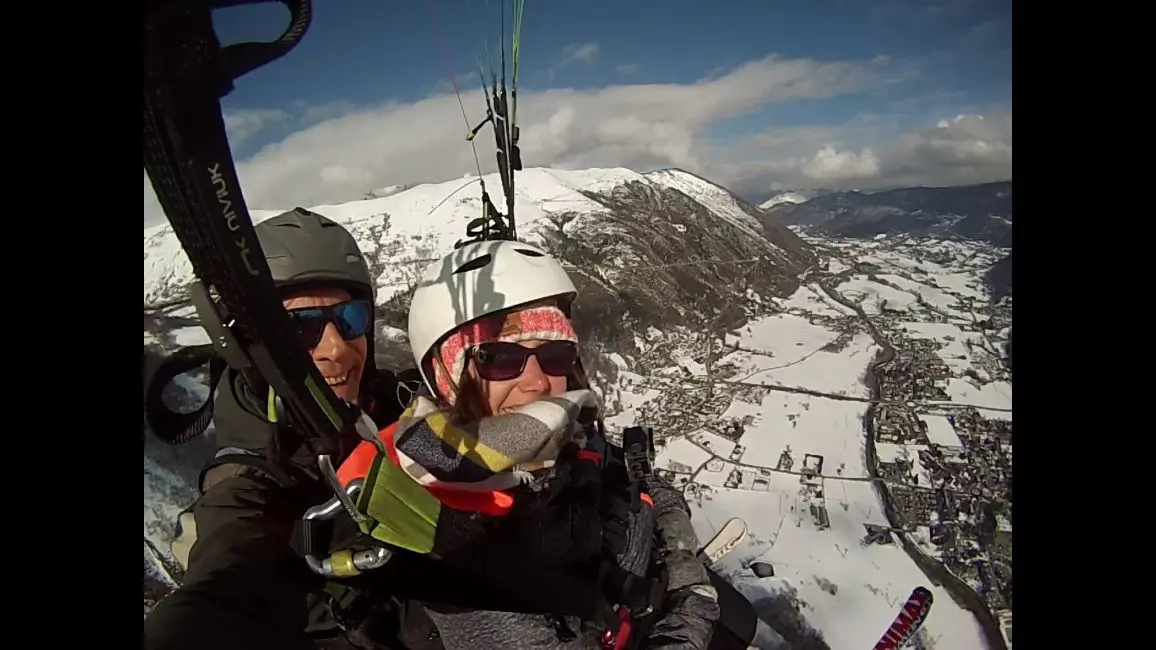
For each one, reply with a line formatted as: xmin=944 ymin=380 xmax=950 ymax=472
xmin=144 ymin=344 xmax=226 ymax=445
xmin=144 ymin=0 xmax=352 ymax=458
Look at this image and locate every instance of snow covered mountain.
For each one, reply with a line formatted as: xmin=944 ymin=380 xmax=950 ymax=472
xmin=766 ymin=182 xmax=1012 ymax=248
xmin=757 ymin=189 xmax=830 ymax=211
xmin=759 ymin=193 xmax=807 ymax=210
xmin=145 ymin=166 xmax=817 ymax=402
xmin=144 ymin=167 xmax=814 ymax=309
xmin=984 ymin=252 xmax=1012 ymax=302
xmin=363 ymin=182 xmax=416 ymax=200
xmin=145 ymin=167 xmax=1011 ymax=649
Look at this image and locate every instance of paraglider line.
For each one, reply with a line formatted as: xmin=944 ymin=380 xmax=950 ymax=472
xmin=426 ymin=0 xmax=485 ymax=182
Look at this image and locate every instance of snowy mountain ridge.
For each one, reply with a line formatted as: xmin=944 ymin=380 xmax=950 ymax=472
xmin=144 ymin=166 xmax=815 ymax=308
xmin=757 ymin=190 xmax=826 ymax=210
xmin=767 ymin=182 xmax=1013 ymax=248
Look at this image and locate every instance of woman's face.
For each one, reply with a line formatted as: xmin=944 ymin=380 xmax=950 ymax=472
xmin=282 ymin=286 xmax=369 ymax=404
xmin=468 ymin=339 xmax=570 ymax=415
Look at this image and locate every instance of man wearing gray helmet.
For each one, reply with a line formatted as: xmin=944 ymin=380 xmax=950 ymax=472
xmin=145 ymin=208 xmax=433 ymax=650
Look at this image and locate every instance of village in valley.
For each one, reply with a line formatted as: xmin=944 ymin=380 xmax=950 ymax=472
xmin=606 ymin=235 xmax=1012 ymax=649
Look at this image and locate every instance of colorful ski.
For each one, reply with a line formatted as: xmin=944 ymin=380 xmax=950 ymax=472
xmin=873 ymin=586 xmax=933 ymax=650
xmin=698 ymin=517 xmax=748 ymax=564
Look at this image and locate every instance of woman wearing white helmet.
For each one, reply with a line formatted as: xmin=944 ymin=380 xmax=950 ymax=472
xmin=337 ymin=240 xmax=723 ymax=650
xmin=407 ymin=239 xmax=585 ymax=418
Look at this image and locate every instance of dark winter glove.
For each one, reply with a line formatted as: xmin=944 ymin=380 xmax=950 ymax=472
xmin=642 ymin=476 xmax=720 ymax=649
xmin=600 ymin=488 xmax=631 ymax=557
xmin=515 ymin=441 xmax=604 ymax=507
xmin=644 ymin=584 xmax=720 ymax=650
xmin=498 ymin=443 xmax=607 ymax=561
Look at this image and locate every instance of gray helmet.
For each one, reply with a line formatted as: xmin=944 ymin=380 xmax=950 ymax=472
xmin=255 ymin=207 xmax=375 ymax=303
xmin=255 ymin=207 xmax=379 ymax=388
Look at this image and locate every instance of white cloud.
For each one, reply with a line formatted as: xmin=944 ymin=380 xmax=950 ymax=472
xmin=615 ymin=63 xmax=640 ymax=75
xmin=142 ymin=53 xmax=1010 ymax=226
xmin=560 ymin=42 xmax=600 ymax=65
xmin=544 ymin=43 xmax=601 ymax=81
xmin=883 ymin=109 xmax=1012 ymax=186
xmin=223 ymin=108 xmax=290 ymax=145
xmin=715 ymin=106 xmax=1011 ymax=196
xmin=801 ymin=146 xmax=882 ymax=182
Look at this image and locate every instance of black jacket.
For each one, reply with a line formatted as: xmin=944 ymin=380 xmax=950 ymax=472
xmin=144 ymin=368 xmax=420 ymax=650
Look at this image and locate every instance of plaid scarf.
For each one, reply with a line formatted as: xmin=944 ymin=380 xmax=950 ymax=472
xmin=393 ymin=388 xmax=599 ymax=495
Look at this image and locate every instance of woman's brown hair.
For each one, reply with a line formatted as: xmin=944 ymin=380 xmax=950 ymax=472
xmin=447 ymin=368 xmax=491 ymax=424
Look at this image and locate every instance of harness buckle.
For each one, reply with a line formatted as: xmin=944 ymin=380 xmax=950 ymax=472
xmin=188 ymin=281 xmax=251 ymax=373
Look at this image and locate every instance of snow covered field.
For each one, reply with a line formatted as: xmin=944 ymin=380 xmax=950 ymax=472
xmin=646 ymin=312 xmax=989 ymax=649
xmin=639 ymin=234 xmax=1010 ymax=649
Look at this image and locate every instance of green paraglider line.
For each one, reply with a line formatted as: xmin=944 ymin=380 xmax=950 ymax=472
xmin=511 ymin=0 xmax=522 ymax=127
xmin=424 ymin=0 xmax=485 ymax=183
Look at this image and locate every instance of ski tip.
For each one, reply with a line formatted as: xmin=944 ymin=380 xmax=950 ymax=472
xmin=723 ymin=517 xmax=748 ymax=533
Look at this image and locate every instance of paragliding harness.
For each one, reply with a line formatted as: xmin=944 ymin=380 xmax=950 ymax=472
xmin=288 ymin=420 xmax=673 ymax=650
xmin=144 ymin=0 xmax=370 ymax=470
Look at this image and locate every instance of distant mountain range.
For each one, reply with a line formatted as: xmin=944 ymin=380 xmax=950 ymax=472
xmin=762 ymin=181 xmax=1012 ymax=248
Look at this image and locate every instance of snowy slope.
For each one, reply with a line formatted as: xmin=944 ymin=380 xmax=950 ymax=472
xmin=145 ymin=167 xmax=630 ymax=307
xmin=146 ymin=166 xmax=797 ymax=308
xmin=364 ymin=183 xmax=415 ymax=199
xmin=646 ymin=168 xmax=771 ymax=246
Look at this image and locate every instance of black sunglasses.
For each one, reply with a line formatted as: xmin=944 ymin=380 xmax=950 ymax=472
xmin=470 ymin=340 xmax=579 ymax=382
xmin=286 ymin=300 xmax=373 ymax=349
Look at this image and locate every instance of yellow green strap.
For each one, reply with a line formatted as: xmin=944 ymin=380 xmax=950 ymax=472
xmin=357 ymin=453 xmax=442 ymax=554
xmin=273 ymin=384 xmax=441 ymax=554
xmin=267 ymin=387 xmax=279 ymax=422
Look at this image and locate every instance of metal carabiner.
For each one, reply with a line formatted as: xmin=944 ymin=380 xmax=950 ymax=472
xmin=317 ymin=454 xmax=368 ymax=524
xmin=301 ymin=478 xmax=392 ymax=578
xmin=311 ymin=407 xmax=385 ymax=524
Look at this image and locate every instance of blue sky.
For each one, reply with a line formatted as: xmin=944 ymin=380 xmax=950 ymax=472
xmin=144 ymin=0 xmax=1011 ymax=224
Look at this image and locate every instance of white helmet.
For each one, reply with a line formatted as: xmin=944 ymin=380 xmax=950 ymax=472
xmin=407 ymin=240 xmax=578 ymax=394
